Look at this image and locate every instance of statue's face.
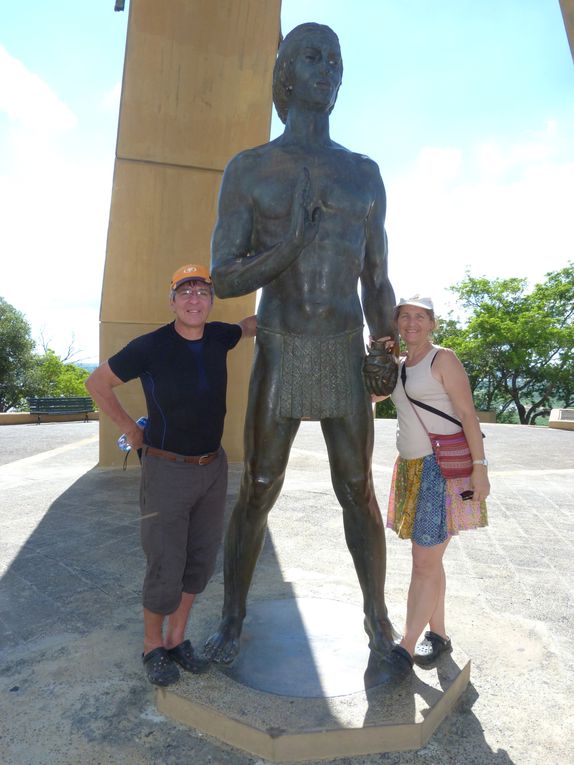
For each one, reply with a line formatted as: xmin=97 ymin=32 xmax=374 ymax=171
xmin=290 ymin=30 xmax=342 ymax=113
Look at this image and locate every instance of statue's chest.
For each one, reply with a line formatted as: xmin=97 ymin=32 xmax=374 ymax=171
xmin=253 ymin=157 xmax=372 ymax=221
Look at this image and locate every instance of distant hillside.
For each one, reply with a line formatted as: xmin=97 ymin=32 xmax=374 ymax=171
xmin=76 ymin=363 xmax=97 ymax=374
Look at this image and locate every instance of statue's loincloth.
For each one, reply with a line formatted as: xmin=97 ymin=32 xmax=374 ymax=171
xmin=257 ymin=326 xmax=365 ymax=420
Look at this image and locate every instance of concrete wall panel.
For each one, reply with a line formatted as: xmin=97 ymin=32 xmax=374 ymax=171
xmin=101 ymin=160 xmax=222 ymax=323
xmin=118 ymin=0 xmax=280 ymax=169
xmin=99 ymin=0 xmax=281 ymax=466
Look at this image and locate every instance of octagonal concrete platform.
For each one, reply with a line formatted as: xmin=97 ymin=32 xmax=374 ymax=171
xmin=157 ymin=596 xmax=470 ymax=762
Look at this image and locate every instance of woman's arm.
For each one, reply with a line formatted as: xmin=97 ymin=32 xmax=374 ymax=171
xmin=433 ymin=349 xmax=490 ymax=501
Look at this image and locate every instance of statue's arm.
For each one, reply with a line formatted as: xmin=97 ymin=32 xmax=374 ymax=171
xmin=360 ymin=169 xmax=397 ymax=341
xmin=360 ymin=168 xmax=399 ymax=396
xmin=211 ymin=159 xmax=320 ymax=299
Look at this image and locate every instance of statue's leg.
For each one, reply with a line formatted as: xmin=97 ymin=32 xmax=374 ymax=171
xmin=320 ymin=407 xmax=395 ymax=658
xmin=204 ymin=348 xmax=300 ymax=663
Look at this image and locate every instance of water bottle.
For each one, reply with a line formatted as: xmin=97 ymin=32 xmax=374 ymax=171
xmin=117 ymin=416 xmax=148 ymax=451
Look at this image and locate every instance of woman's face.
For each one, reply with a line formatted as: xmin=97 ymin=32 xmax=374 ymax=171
xmin=396 ymin=305 xmax=435 ymax=344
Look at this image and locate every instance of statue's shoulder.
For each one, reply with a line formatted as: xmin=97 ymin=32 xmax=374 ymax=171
xmin=354 ymin=151 xmax=382 ymax=177
xmin=221 ymin=141 xmax=283 ymax=202
xmin=332 ymin=142 xmax=381 ymax=175
xmin=227 ymin=139 xmax=280 ymax=167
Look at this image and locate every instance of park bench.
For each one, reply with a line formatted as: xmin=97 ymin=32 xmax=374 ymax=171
xmin=27 ymin=396 xmax=95 ymax=424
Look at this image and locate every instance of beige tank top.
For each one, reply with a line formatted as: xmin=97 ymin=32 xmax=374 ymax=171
xmin=391 ymin=345 xmax=462 ymax=460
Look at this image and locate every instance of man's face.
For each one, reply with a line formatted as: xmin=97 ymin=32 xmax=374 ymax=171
xmin=290 ymin=31 xmax=342 ymax=114
xmin=171 ymin=279 xmax=213 ymax=330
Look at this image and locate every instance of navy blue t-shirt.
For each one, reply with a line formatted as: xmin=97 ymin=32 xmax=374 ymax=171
xmin=108 ymin=321 xmax=242 ymax=455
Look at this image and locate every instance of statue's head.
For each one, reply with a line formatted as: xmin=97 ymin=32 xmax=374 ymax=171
xmin=273 ymin=23 xmax=343 ymax=124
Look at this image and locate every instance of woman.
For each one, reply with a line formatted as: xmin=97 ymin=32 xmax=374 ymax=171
xmin=374 ymin=295 xmax=489 ymax=678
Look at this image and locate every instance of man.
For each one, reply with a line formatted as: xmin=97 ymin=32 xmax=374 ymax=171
xmin=86 ymin=264 xmax=256 ymax=686
xmin=204 ymin=23 xmax=400 ymax=670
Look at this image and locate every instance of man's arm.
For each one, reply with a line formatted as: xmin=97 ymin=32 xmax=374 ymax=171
xmin=360 ymin=165 xmax=399 ymax=397
xmin=211 ymin=157 xmax=320 ymax=299
xmin=85 ymin=363 xmax=145 ymax=450
xmin=360 ymin=166 xmax=397 ymax=341
xmin=238 ymin=315 xmax=257 ymax=338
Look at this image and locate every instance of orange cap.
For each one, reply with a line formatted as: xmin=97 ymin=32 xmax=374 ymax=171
xmin=170 ymin=264 xmax=212 ymax=290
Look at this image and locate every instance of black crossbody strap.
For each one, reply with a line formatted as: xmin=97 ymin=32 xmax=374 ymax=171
xmin=400 ymin=359 xmax=463 ymax=428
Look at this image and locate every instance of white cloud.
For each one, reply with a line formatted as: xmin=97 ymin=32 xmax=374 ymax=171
xmin=412 ymin=146 xmax=463 ymax=187
xmin=0 ymin=50 xmax=116 ymax=364
xmin=0 ymin=151 xmax=113 ymax=361
xmin=0 ymin=45 xmax=77 ymax=132
xmin=387 ymin=131 xmax=573 ymax=320
xmin=475 ymin=132 xmax=554 ymax=182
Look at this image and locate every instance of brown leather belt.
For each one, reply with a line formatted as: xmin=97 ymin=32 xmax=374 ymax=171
xmin=144 ymin=446 xmax=219 ymax=465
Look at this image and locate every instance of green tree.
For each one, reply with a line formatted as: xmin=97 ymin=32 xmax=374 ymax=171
xmin=0 ymin=297 xmax=37 ymax=412
xmin=375 ymin=397 xmax=396 ymax=419
xmin=31 ymin=350 xmax=90 ymax=397
xmin=436 ymin=264 xmax=574 ymax=424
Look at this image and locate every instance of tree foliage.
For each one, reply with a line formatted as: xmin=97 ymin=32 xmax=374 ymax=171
xmin=375 ymin=397 xmax=397 ymax=419
xmin=0 ymin=297 xmax=37 ymax=411
xmin=434 ymin=263 xmax=574 ymax=424
xmin=0 ymin=297 xmax=90 ymax=411
xmin=30 ymin=350 xmax=89 ymax=397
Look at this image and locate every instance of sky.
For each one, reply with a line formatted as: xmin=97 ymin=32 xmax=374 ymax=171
xmin=1 ymin=0 xmax=573 ymax=364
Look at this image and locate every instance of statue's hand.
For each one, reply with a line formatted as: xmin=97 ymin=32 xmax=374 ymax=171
xmin=289 ymin=167 xmax=321 ymax=250
xmin=363 ymin=340 xmax=399 ymax=397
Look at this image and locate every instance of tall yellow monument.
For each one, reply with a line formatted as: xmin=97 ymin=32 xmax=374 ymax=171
xmin=99 ymin=0 xmax=281 ymax=466
xmin=559 ymin=0 xmax=574 ymax=60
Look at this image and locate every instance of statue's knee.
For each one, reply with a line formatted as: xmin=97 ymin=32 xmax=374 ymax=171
xmin=247 ymin=472 xmax=279 ymax=510
xmin=336 ymin=475 xmax=368 ymax=507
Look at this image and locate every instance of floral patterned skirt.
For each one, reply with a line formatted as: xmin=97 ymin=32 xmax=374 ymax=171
xmin=387 ymin=454 xmax=488 ymax=546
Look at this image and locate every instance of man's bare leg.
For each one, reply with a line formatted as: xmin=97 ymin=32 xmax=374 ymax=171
xmin=321 ymin=409 xmax=396 ymax=658
xmin=203 ymin=443 xmax=297 ymax=662
xmin=143 ymin=608 xmax=165 ymax=655
xmin=203 ymin=488 xmax=277 ymax=663
xmin=164 ymin=592 xmax=196 ymax=649
xmin=204 ymin=359 xmax=300 ymax=663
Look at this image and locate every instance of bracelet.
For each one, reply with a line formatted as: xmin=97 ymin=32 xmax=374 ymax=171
xmin=472 ymin=459 xmax=488 ymax=466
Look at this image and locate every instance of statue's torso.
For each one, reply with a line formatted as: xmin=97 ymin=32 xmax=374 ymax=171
xmin=246 ymin=143 xmax=379 ymax=335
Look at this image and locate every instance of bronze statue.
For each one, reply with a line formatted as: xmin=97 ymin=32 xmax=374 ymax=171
xmin=204 ymin=23 xmax=398 ymax=666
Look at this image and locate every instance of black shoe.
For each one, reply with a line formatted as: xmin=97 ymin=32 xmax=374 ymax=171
xmin=168 ymin=640 xmax=210 ymax=674
xmin=142 ymin=647 xmax=180 ymax=686
xmin=414 ymin=631 xmax=452 ymax=666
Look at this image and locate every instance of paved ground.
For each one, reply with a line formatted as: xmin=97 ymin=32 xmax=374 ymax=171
xmin=0 ymin=420 xmax=573 ymax=764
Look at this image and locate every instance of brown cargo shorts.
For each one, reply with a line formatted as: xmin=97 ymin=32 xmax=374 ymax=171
xmin=139 ymin=448 xmax=228 ymax=615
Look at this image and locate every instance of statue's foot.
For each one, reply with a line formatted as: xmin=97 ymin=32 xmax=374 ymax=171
xmin=203 ymin=619 xmax=242 ymax=665
xmin=364 ymin=615 xmax=397 ymax=657
xmin=364 ymin=645 xmax=413 ymax=689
